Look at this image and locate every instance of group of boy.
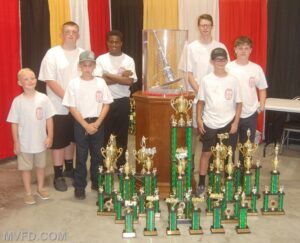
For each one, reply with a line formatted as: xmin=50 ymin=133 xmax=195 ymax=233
xmin=7 ymin=21 xmax=137 ymax=204
xmin=7 ymin=14 xmax=268 ymax=205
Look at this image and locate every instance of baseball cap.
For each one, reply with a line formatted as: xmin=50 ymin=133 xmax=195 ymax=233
xmin=211 ymin=48 xmax=228 ymax=60
xmin=79 ymin=50 xmax=96 ymax=63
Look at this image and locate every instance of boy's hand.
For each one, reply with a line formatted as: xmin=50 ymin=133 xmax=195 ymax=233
xmin=13 ymin=142 xmax=20 ymax=155
xmin=197 ymin=118 xmax=206 ymax=135
xmin=85 ymin=123 xmax=98 ymax=135
xmin=45 ymin=137 xmax=53 ymax=148
xmin=122 ymin=70 xmax=133 ymax=77
xmin=230 ymin=122 xmax=238 ymax=134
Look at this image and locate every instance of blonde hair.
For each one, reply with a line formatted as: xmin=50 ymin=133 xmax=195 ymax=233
xmin=17 ymin=68 xmax=35 ymax=81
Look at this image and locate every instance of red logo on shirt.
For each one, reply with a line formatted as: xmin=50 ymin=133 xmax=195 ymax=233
xmin=249 ymin=77 xmax=256 ymax=88
xmin=96 ymin=91 xmax=103 ymax=102
xmin=36 ymin=107 xmax=43 ymax=120
xmin=118 ymin=67 xmax=125 ymax=76
xmin=225 ymin=89 xmax=233 ymax=100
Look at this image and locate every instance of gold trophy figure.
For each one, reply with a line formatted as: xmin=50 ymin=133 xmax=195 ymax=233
xmin=226 ymin=147 xmax=234 ymax=179
xmin=101 ymin=134 xmax=123 ymax=173
xmin=170 ymin=93 xmax=193 ymax=125
xmin=217 ymin=133 xmax=230 ymax=161
xmin=238 ymin=129 xmax=258 ymax=160
xmin=272 ymin=145 xmax=280 ymax=173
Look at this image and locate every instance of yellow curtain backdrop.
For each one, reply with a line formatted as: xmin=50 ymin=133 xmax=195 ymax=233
xmin=143 ymin=0 xmax=179 ymax=91
xmin=48 ymin=0 xmax=71 ymax=47
xmin=143 ymin=0 xmax=178 ymax=29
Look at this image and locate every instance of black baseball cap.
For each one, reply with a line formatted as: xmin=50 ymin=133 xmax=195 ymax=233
xmin=211 ymin=47 xmax=228 ymax=60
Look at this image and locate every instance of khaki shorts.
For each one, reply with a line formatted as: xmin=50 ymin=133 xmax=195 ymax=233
xmin=17 ymin=151 xmax=47 ymax=170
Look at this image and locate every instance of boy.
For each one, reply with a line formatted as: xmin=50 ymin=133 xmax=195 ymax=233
xmin=39 ymin=21 xmax=84 ymax=191
xmin=196 ymin=48 xmax=242 ymax=197
xmin=226 ymin=36 xmax=268 ymax=166
xmin=95 ymin=30 xmax=137 ymax=169
xmin=186 ymin=14 xmax=229 ymax=169
xmin=7 ymin=68 xmax=55 ymax=204
xmin=63 ymin=51 xmax=113 ymax=199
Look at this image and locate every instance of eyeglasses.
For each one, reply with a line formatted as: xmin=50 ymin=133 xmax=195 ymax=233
xmin=199 ymin=24 xmax=212 ymax=28
xmin=63 ymin=30 xmax=79 ymax=35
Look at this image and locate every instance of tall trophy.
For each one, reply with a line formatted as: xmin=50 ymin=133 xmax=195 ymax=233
xmin=144 ymin=195 xmax=158 ymax=236
xmin=238 ymin=129 xmax=258 ymax=198
xmin=170 ymin=92 xmax=193 ymax=127
xmin=261 ymin=145 xmax=285 ymax=215
xmin=98 ymin=134 xmax=123 ymax=216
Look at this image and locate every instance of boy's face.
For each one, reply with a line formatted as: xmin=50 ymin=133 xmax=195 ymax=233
xmin=234 ymin=43 xmax=252 ymax=60
xmin=18 ymin=70 xmax=37 ymax=92
xmin=107 ymin=35 xmax=122 ymax=56
xmin=62 ymin=25 xmax=80 ymax=43
xmin=198 ymin=19 xmax=213 ymax=38
xmin=79 ymin=61 xmax=96 ymax=77
xmin=211 ymin=57 xmax=228 ymax=70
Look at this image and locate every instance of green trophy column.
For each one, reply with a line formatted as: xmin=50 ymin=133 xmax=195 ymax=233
xmin=122 ymin=208 xmax=136 ymax=238
xmin=208 ymin=165 xmax=215 ymax=188
xmin=243 ymin=172 xmax=252 ymax=197
xmin=189 ymin=208 xmax=203 ymax=235
xmin=144 ymin=207 xmax=157 ymax=236
xmin=211 ymin=202 xmax=225 ymax=233
xmin=248 ymin=188 xmax=258 ymax=216
xmin=214 ymin=172 xmax=221 ymax=193
xmin=171 ymin=127 xmax=177 ymax=190
xmin=234 ymin=165 xmax=241 ymax=189
xmin=278 ymin=189 xmax=285 ymax=213
xmin=97 ymin=187 xmax=104 ymax=213
xmin=236 ymin=204 xmax=250 ymax=233
xmin=166 ymin=205 xmax=180 ymax=235
xmin=206 ymin=188 xmax=213 ymax=216
xmin=271 ymin=171 xmax=279 ymax=194
xmin=139 ymin=189 xmax=146 ymax=216
xmin=255 ymin=164 xmax=261 ymax=196
xmin=261 ymin=189 xmax=269 ymax=214
xmin=131 ymin=173 xmax=136 ymax=195
xmin=119 ymin=173 xmax=124 ymax=198
xmin=98 ymin=170 xmax=104 ymax=188
xmin=144 ymin=174 xmax=152 ymax=196
xmin=176 ymin=178 xmax=184 ymax=201
xmin=105 ymin=172 xmax=114 ymax=195
xmin=115 ymin=195 xmax=124 ymax=224
xmin=186 ymin=127 xmax=192 ymax=189
xmin=225 ymin=178 xmax=234 ymax=202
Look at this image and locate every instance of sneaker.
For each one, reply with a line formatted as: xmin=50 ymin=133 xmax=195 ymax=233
xmin=63 ymin=169 xmax=74 ymax=178
xmin=74 ymin=188 xmax=86 ymax=200
xmin=37 ymin=190 xmax=50 ymax=200
xmin=53 ymin=177 xmax=68 ymax=192
xmin=196 ymin=185 xmax=206 ymax=198
xmin=24 ymin=193 xmax=36 ymax=205
xmin=91 ymin=184 xmax=98 ymax=191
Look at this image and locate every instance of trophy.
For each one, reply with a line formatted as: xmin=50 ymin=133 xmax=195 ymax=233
xmin=166 ymin=195 xmax=180 ymax=235
xmin=170 ymin=93 xmax=193 ymax=126
xmin=211 ymin=146 xmax=222 ymax=193
xmin=133 ymin=136 xmax=157 ymax=196
xmin=261 ymin=145 xmax=285 ymax=215
xmin=225 ymin=147 xmax=235 ymax=202
xmin=119 ymin=150 xmax=136 ymax=201
xmin=233 ymin=187 xmax=243 ymax=220
xmin=254 ymin=160 xmax=262 ymax=198
xmin=238 ymin=129 xmax=258 ymax=198
xmin=248 ymin=187 xmax=258 ymax=216
xmin=144 ymin=195 xmax=158 ymax=236
xmin=234 ymin=161 xmax=242 ymax=190
xmin=189 ymin=197 xmax=204 ymax=235
xmin=206 ymin=186 xmax=213 ymax=216
xmin=153 ymin=188 xmax=161 ymax=218
xmin=176 ymin=150 xmax=187 ymax=201
xmin=122 ymin=201 xmax=136 ymax=238
xmin=236 ymin=193 xmax=251 ymax=234
xmin=210 ymin=193 xmax=225 ymax=234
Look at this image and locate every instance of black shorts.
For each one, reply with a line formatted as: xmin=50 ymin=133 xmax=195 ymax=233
xmin=201 ymin=121 xmax=234 ymax=152
xmin=51 ymin=114 xmax=75 ymax=149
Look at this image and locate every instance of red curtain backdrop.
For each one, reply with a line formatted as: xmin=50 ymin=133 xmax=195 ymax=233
xmin=219 ymin=0 xmax=267 ymax=133
xmin=0 ymin=1 xmax=21 ymax=159
xmin=88 ymin=0 xmax=110 ymax=56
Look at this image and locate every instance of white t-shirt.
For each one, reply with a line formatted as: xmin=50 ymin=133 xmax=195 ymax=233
xmin=95 ymin=53 xmax=137 ymax=99
xmin=197 ymin=73 xmax=242 ymax=129
xmin=62 ymin=77 xmax=113 ymax=118
xmin=38 ymin=45 xmax=84 ymax=115
xmin=187 ymin=40 xmax=229 ymax=91
xmin=7 ymin=92 xmax=56 ymax=153
xmin=226 ymin=61 xmax=268 ymax=118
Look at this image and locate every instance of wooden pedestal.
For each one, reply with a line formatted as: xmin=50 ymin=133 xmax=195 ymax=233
xmin=133 ymin=91 xmax=194 ymax=198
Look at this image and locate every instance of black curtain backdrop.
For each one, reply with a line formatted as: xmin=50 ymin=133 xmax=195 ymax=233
xmin=20 ymin=0 xmax=50 ymax=94
xmin=110 ymin=0 xmax=143 ymax=93
xmin=267 ymin=0 xmax=300 ymax=99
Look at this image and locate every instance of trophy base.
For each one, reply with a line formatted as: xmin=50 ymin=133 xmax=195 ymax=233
xmin=115 ymin=219 xmax=125 ymax=224
xmin=247 ymin=210 xmax=258 ymax=216
xmin=122 ymin=231 xmax=136 ymax=238
xmin=261 ymin=209 xmax=285 ymax=215
xmin=210 ymin=226 xmax=225 ymax=234
xmin=166 ymin=229 xmax=180 ymax=236
xmin=189 ymin=228 xmax=203 ymax=235
xmin=177 ymin=218 xmax=192 ymax=224
xmin=97 ymin=210 xmax=116 ymax=216
xmin=236 ymin=226 xmax=251 ymax=234
xmin=144 ymin=228 xmax=158 ymax=236
xmin=221 ymin=218 xmax=238 ymax=224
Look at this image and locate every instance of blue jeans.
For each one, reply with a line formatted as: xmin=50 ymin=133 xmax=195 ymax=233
xmin=74 ymin=119 xmax=104 ymax=189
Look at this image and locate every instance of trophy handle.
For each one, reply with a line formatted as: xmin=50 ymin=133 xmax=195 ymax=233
xmin=101 ymin=147 xmax=106 ymax=158
xmin=187 ymin=99 xmax=193 ymax=111
xmin=170 ymin=99 xmax=177 ymax=113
